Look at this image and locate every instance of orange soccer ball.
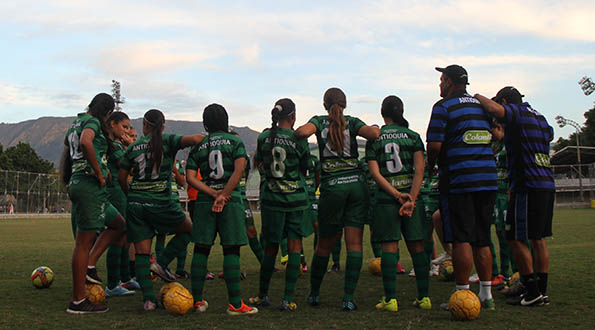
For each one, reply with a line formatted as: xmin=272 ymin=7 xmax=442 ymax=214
xmin=449 ymin=289 xmax=481 ymax=321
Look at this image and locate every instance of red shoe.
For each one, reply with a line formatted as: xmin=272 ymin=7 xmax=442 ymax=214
xmin=492 ymin=274 xmax=505 ymax=288
xmin=194 ymin=300 xmax=209 ymax=312
xmin=301 ymin=263 xmax=309 ymax=273
xmin=218 ymin=272 xmax=224 ymax=279
xmin=396 ymin=262 xmax=406 ymax=274
xmin=149 ymin=254 xmax=156 ymax=264
xmin=227 ymin=300 xmax=259 ymax=315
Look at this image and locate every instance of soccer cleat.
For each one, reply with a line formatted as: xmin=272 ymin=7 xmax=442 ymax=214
xmin=66 ymin=298 xmax=109 ymax=314
xmin=248 ymin=295 xmax=270 ymax=307
xmin=408 ymin=268 xmax=416 ymax=277
xmin=143 ymin=300 xmax=157 ymax=311
xmin=396 ymin=262 xmax=406 ymax=274
xmin=280 ymin=300 xmax=297 ymax=311
xmin=491 ymin=274 xmax=505 ymax=290
xmin=149 ymin=254 xmax=156 ymax=264
xmin=86 ymin=267 xmax=102 ymax=285
xmin=280 ymin=255 xmax=289 ymax=265
xmin=105 ymin=284 xmax=135 ymax=297
xmin=502 ymin=281 xmax=525 ymax=297
xmin=439 ymin=302 xmax=450 ymax=311
xmin=121 ymin=278 xmax=141 ymax=290
xmin=205 ymin=271 xmax=215 ymax=280
xmin=468 ymin=273 xmax=480 ymax=283
xmin=520 ymin=293 xmax=544 ymax=306
xmin=227 ymin=301 xmax=258 ymax=315
xmin=175 ymin=270 xmax=190 ymax=279
xmin=540 ymin=295 xmax=550 ymax=306
xmin=150 ymin=262 xmax=176 ymax=282
xmin=327 ymin=264 xmax=340 ymax=273
xmin=194 ymin=300 xmax=209 ymax=312
xmin=301 ymin=263 xmax=309 ymax=273
xmin=481 ymin=298 xmax=496 ymax=311
xmin=376 ymin=297 xmax=398 ymax=312
xmin=413 ymin=297 xmax=432 ymax=310
xmin=341 ymin=300 xmax=358 ymax=311
xmin=430 ymin=264 xmax=440 ymax=276
xmin=307 ymin=294 xmax=320 ymax=306
xmin=432 ymin=252 xmax=451 ymax=265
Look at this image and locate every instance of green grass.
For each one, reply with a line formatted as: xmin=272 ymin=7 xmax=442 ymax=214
xmin=1 ymin=209 xmax=594 ymax=329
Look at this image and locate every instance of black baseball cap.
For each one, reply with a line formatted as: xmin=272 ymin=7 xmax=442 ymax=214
xmin=435 ymin=64 xmax=469 ymax=85
xmin=493 ymin=86 xmax=524 ymax=103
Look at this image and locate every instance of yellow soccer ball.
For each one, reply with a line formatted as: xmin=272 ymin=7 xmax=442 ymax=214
xmin=159 ymin=282 xmax=184 ymax=305
xmin=368 ymin=258 xmax=382 ymax=276
xmin=31 ymin=266 xmax=54 ymax=289
xmin=163 ymin=286 xmax=194 ymax=316
xmin=438 ymin=260 xmax=455 ymax=281
xmin=85 ymin=284 xmax=107 ymax=304
xmin=449 ymin=289 xmax=481 ymax=321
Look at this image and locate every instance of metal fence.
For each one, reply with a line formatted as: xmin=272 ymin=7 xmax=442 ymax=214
xmin=0 ymin=170 xmax=70 ymax=214
xmin=552 ymin=163 xmax=595 ymax=206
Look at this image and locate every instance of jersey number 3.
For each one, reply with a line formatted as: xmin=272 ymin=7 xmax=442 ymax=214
xmin=385 ymin=142 xmax=402 ymax=173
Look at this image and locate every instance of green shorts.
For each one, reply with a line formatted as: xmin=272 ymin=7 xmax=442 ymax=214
xmin=192 ymin=200 xmax=248 ymax=246
xmin=107 ymin=186 xmax=127 ymax=218
xmin=371 ymin=199 xmax=426 ymax=243
xmin=126 ymin=199 xmax=186 ymax=243
xmin=317 ymin=173 xmax=369 ymax=238
xmin=421 ymin=194 xmax=439 ymax=222
xmin=69 ymin=175 xmax=120 ymax=235
xmin=492 ymin=192 xmax=508 ymax=231
xmin=261 ymin=206 xmax=312 ymax=244
xmin=308 ymin=202 xmax=318 ymax=225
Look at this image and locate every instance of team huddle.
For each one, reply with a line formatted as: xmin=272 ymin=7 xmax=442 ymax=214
xmin=61 ymin=64 xmax=555 ymax=316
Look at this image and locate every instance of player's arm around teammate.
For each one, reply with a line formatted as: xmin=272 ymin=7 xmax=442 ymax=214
xmin=294 ymin=87 xmax=380 ymax=310
xmin=185 ymin=104 xmax=257 ymax=315
xmin=117 ymin=109 xmax=204 ymax=310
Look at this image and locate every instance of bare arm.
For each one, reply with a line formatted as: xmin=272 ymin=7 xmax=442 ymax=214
xmin=80 ymin=128 xmax=105 ymax=188
xmin=475 ymin=93 xmax=505 ymax=119
xmin=172 ymin=164 xmax=185 ymax=187
xmin=180 ymin=134 xmax=205 ymax=148
xmin=212 ymin=157 xmax=246 ymax=212
xmin=358 ymin=125 xmax=381 ymax=140
xmin=295 ymin=122 xmax=317 ymax=139
xmin=118 ymin=168 xmax=130 ymax=194
xmin=409 ymin=151 xmax=425 ymax=202
xmin=368 ymin=160 xmax=409 ymax=202
xmin=426 ymin=141 xmax=442 ymax=174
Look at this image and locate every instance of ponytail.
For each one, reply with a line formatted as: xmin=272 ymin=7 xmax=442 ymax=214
xmin=269 ymin=98 xmax=296 ymax=145
xmin=323 ymin=88 xmax=347 ymax=154
xmin=381 ymin=95 xmax=409 ymax=128
xmin=144 ymin=109 xmax=165 ymax=174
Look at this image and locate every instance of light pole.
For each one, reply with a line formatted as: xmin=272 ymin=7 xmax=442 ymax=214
xmin=555 ymin=115 xmax=584 ymax=201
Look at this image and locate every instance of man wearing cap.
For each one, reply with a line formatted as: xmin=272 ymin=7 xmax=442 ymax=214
xmin=426 ymin=65 xmax=498 ymax=310
xmin=474 ymin=87 xmax=554 ymax=307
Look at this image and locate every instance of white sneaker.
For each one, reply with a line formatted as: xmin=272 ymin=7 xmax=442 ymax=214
xmin=469 ymin=273 xmax=480 ymax=283
xmin=430 ymin=264 xmax=440 ymax=276
xmin=409 ymin=268 xmax=416 ymax=277
xmin=431 ymin=252 xmax=451 ymax=265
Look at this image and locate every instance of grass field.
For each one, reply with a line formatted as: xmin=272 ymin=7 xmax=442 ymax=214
xmin=1 ymin=208 xmax=594 ymax=329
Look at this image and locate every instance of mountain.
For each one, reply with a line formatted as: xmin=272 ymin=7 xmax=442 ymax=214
xmin=0 ymin=116 xmax=261 ymax=168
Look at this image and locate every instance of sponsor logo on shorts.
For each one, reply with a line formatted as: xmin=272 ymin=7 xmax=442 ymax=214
xmin=463 ymin=130 xmax=492 ymax=144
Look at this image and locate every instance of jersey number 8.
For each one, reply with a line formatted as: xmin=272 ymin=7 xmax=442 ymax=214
xmin=271 ymin=146 xmax=286 ymax=178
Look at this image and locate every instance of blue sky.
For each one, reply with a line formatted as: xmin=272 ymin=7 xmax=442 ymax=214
xmin=0 ymin=0 xmax=594 ymax=142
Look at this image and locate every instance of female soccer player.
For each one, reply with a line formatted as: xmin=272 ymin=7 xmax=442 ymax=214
xmin=295 ymin=87 xmax=380 ymax=310
xmin=365 ymin=95 xmax=430 ymax=311
xmin=118 ymin=109 xmax=204 ymax=311
xmin=61 ymin=93 xmax=126 ymax=314
xmin=249 ymin=98 xmax=312 ymax=311
xmin=185 ymin=104 xmax=258 ymax=315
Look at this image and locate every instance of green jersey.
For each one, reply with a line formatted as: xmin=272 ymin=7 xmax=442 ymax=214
xmin=120 ymin=134 xmax=183 ymax=203
xmin=365 ymin=124 xmax=424 ymax=202
xmin=186 ymin=132 xmax=247 ymax=203
xmin=255 ymin=128 xmax=310 ymax=211
xmin=107 ymin=141 xmax=126 ymax=191
xmin=171 ymin=159 xmax=184 ymax=201
xmin=305 ymin=155 xmax=320 ymax=200
xmin=65 ymin=113 xmax=109 ymax=179
xmin=308 ymin=115 xmax=366 ymax=179
xmin=420 ymin=166 xmax=440 ymax=197
xmin=495 ymin=145 xmax=509 ymax=192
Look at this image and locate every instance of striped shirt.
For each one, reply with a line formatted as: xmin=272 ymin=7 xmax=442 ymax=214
xmin=427 ymin=90 xmax=497 ymax=193
xmin=501 ymin=103 xmax=554 ymax=191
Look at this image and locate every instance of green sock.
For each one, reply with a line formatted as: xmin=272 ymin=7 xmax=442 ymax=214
xmin=412 ymin=251 xmax=430 ymax=299
xmin=489 ymin=239 xmax=498 ymax=277
xmin=497 ymin=231 xmax=512 ymax=278
xmin=309 ymin=253 xmax=329 ymax=296
xmin=259 ymin=254 xmax=276 ymax=297
xmin=423 ymin=240 xmax=434 ymax=265
xmin=280 ymin=238 xmax=288 ymax=258
xmin=381 ymin=252 xmax=397 ymax=300
xmin=224 ymin=254 xmax=242 ymax=308
xmin=191 ymin=252 xmax=208 ymax=301
xmin=249 ymin=236 xmax=264 ymax=264
xmin=176 ymin=241 xmax=188 ymax=273
xmin=155 ymin=237 xmax=165 ymax=259
xmin=120 ymin=247 xmax=131 ymax=282
xmin=331 ymin=238 xmax=342 ymax=265
xmin=135 ymin=254 xmax=155 ymax=302
xmin=158 ymin=233 xmax=191 ymax=267
xmin=284 ymin=252 xmax=301 ymax=301
xmin=343 ymin=251 xmax=363 ymax=301
xmin=372 ymin=242 xmax=382 ymax=259
xmin=106 ymin=244 xmax=122 ymax=290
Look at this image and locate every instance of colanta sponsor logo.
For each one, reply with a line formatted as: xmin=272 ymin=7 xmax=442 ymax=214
xmin=463 ymin=130 xmax=491 ymax=144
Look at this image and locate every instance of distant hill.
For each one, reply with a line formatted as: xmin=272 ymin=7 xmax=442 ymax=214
xmin=0 ymin=116 xmax=261 ymax=168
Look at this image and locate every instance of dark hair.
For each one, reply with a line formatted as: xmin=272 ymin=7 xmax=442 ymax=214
xmin=381 ymin=95 xmax=409 ymax=128
xmin=269 ymin=98 xmax=296 ymax=144
xmin=203 ymin=104 xmax=229 ymax=133
xmin=88 ymin=93 xmax=115 ymax=120
xmin=108 ymin=111 xmax=129 ymax=125
xmin=144 ymin=109 xmax=165 ymax=174
xmin=323 ymin=88 xmax=347 ymax=154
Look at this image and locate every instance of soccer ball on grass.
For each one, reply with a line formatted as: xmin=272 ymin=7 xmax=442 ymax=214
xmin=438 ymin=260 xmax=455 ymax=281
xmin=368 ymin=258 xmax=382 ymax=276
xmin=31 ymin=266 xmax=54 ymax=289
xmin=85 ymin=284 xmax=107 ymax=304
xmin=159 ymin=282 xmax=184 ymax=305
xmin=163 ymin=286 xmax=194 ymax=316
xmin=448 ymin=289 xmax=481 ymax=321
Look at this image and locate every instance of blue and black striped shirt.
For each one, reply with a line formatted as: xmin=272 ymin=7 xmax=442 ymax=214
xmin=501 ymin=103 xmax=554 ymax=191
xmin=427 ymin=91 xmax=497 ymax=193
